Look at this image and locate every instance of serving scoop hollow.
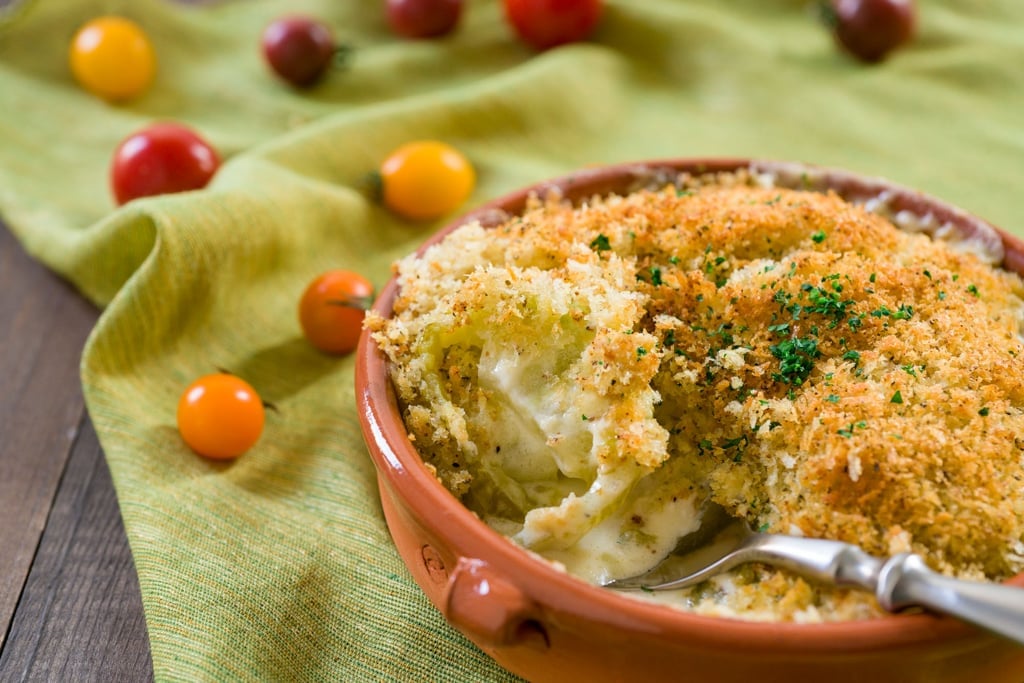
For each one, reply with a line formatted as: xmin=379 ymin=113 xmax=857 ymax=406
xmin=604 ymin=504 xmax=1024 ymax=646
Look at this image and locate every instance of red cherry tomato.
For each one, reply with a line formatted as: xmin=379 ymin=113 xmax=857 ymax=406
xmin=177 ymin=373 xmax=265 ymax=460
xmin=110 ymin=123 xmax=220 ymax=206
xmin=261 ymin=16 xmax=336 ymax=87
xmin=386 ymin=0 xmax=463 ymax=39
xmin=299 ymin=270 xmax=375 ymax=355
xmin=830 ymin=0 xmax=916 ymax=63
xmin=503 ymin=0 xmax=602 ymax=51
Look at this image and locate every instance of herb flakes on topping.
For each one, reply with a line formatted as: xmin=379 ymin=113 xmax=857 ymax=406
xmin=770 ymin=337 xmax=819 ymax=386
xmin=590 ymin=234 xmax=611 ymax=252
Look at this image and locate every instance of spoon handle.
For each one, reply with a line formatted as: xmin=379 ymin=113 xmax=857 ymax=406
xmin=876 ymin=553 xmax=1024 ymax=645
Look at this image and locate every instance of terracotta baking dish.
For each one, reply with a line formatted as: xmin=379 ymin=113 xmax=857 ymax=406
xmin=354 ymin=158 xmax=1024 ymax=683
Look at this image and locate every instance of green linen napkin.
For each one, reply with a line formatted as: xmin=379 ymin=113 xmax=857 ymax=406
xmin=3 ymin=0 xmax=1024 ymax=679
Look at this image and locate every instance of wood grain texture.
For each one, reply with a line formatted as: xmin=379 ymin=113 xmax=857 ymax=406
xmin=0 ymin=419 xmax=153 ymax=682
xmin=0 ymin=225 xmax=96 ymax=646
xmin=0 ymin=222 xmax=152 ymax=680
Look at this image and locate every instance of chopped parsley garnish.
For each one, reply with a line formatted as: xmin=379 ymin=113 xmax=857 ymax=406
xmin=590 ymin=234 xmax=611 ymax=252
xmin=837 ymin=420 xmax=868 ymax=438
xmin=811 ymin=230 xmax=827 ymax=243
xmin=967 ymin=284 xmax=980 ymax=297
xmin=650 ymin=267 xmax=663 ymax=286
xmin=636 ymin=346 xmax=648 ymax=358
xmin=770 ymin=337 xmax=820 ymax=386
xmin=842 ymin=350 xmax=861 ymax=363
xmin=938 ymin=291 xmax=947 ymax=300
xmin=826 ymin=394 xmax=840 ymax=403
xmin=870 ymin=304 xmax=913 ymax=320
xmin=869 ymin=273 xmax=877 ymax=283
xmin=796 ymin=284 xmax=855 ymax=327
xmin=979 ymin=406 xmax=990 ymax=416
xmin=894 ymin=304 xmax=914 ymax=320
xmin=891 ymin=390 xmax=903 ymax=404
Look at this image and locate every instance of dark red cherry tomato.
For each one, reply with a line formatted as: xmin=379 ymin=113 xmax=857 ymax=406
xmin=261 ymin=16 xmax=336 ymax=87
xmin=110 ymin=123 xmax=220 ymax=206
xmin=386 ymin=0 xmax=463 ymax=39
xmin=503 ymin=0 xmax=602 ymax=51
xmin=830 ymin=0 xmax=916 ymax=63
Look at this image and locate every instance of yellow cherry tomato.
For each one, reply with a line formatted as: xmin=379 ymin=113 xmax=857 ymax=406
xmin=69 ymin=16 xmax=156 ymax=101
xmin=380 ymin=140 xmax=475 ymax=221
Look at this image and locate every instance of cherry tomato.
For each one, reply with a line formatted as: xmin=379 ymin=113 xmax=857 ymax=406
xmin=299 ymin=270 xmax=375 ymax=355
xmin=261 ymin=16 xmax=336 ymax=87
xmin=379 ymin=141 xmax=475 ymax=221
xmin=386 ymin=0 xmax=463 ymax=39
xmin=830 ymin=0 xmax=916 ymax=63
xmin=177 ymin=373 xmax=265 ymax=460
xmin=503 ymin=0 xmax=602 ymax=51
xmin=110 ymin=123 xmax=220 ymax=205
xmin=69 ymin=16 xmax=157 ymax=101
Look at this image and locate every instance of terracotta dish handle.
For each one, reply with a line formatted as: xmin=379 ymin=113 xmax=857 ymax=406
xmin=443 ymin=557 xmax=549 ymax=649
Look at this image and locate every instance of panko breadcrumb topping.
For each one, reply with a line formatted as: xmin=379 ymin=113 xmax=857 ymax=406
xmin=367 ymin=172 xmax=1024 ymax=622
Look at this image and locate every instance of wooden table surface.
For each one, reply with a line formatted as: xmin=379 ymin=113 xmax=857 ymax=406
xmin=0 ymin=222 xmax=154 ymax=681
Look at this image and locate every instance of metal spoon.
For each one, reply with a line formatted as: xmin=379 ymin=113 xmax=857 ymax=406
xmin=603 ymin=503 xmax=1024 ymax=645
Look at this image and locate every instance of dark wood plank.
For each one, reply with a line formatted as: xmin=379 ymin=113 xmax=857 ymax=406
xmin=0 ymin=225 xmax=98 ymax=647
xmin=0 ymin=418 xmax=153 ymax=682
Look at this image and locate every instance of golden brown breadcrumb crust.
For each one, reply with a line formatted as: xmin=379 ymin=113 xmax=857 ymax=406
xmin=368 ymin=175 xmax=1024 ymax=619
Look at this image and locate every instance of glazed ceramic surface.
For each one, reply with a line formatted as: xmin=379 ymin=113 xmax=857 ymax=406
xmin=355 ymin=159 xmax=1024 ymax=683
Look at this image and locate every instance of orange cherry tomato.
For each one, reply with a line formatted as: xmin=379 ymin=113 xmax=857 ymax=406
xmin=69 ymin=16 xmax=157 ymax=101
xmin=299 ymin=270 xmax=375 ymax=355
xmin=177 ymin=373 xmax=265 ymax=460
xmin=379 ymin=140 xmax=475 ymax=221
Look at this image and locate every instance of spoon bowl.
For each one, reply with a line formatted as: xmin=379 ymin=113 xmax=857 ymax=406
xmin=605 ymin=503 xmax=1024 ymax=646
